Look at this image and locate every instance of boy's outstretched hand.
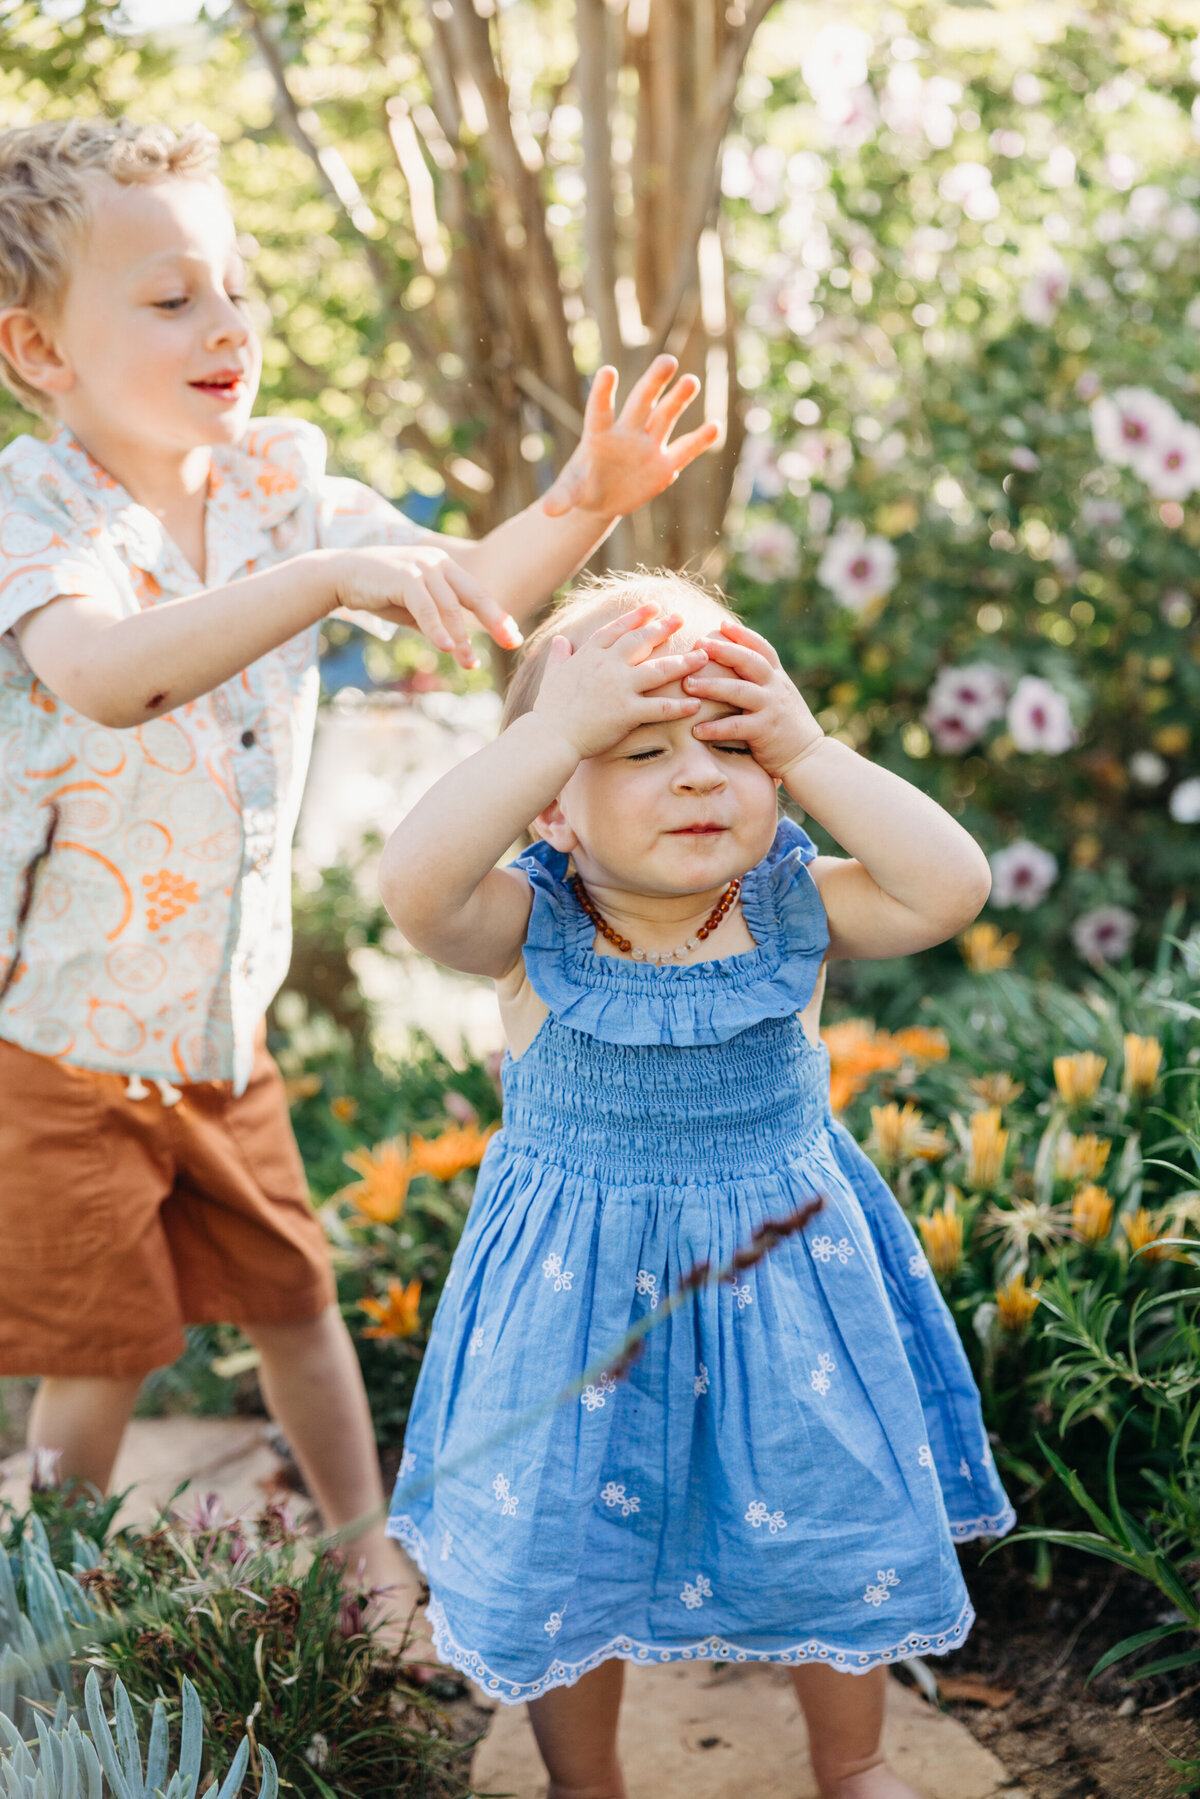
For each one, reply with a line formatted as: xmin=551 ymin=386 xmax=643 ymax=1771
xmin=541 ymin=355 xmax=719 ymax=520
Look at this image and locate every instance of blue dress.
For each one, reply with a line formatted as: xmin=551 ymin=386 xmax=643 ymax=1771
xmin=387 ymin=820 xmax=1014 ymax=1703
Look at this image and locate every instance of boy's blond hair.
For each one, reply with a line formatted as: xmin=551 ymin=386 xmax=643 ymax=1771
xmin=0 ymin=118 xmax=221 ymax=414
xmin=501 ymin=569 xmax=738 ymax=732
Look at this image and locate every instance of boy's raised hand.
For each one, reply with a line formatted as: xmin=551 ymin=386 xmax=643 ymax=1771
xmin=326 ymin=544 xmax=523 ymax=669
xmin=686 ymin=619 xmax=825 ymax=779
xmin=533 ymin=605 xmax=705 ymax=760
xmin=541 ymin=356 xmax=720 ymax=520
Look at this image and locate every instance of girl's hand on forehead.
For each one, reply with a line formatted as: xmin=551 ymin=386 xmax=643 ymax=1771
xmin=327 ymin=545 xmax=523 ymax=670
xmin=532 ymin=604 xmax=707 ymax=760
xmin=684 ymin=619 xmax=825 ymax=779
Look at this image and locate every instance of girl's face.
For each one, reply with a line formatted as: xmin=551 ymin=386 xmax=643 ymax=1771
xmin=540 ymin=679 xmax=781 ymax=902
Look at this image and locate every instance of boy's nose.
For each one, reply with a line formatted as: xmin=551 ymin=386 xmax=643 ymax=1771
xmin=205 ymin=293 xmax=251 ymax=350
xmin=673 ymin=747 xmax=726 ymax=793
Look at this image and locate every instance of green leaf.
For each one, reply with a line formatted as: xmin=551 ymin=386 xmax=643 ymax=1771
xmin=1088 ymin=1622 xmax=1193 ymax=1681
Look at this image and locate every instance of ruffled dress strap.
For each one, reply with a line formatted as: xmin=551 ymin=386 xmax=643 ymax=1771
xmin=515 ymin=818 xmax=829 ymax=1046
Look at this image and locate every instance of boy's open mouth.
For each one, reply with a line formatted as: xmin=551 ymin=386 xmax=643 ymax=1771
xmin=189 ymin=372 xmax=246 ymax=400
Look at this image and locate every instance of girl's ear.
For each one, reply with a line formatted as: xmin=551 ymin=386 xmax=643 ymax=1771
xmin=535 ymin=798 xmax=579 ymax=854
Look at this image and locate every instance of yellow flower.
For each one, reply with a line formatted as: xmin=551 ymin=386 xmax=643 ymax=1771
xmin=969 ymin=1073 xmax=1025 ymax=1108
xmin=360 ymin=1277 xmax=423 ymax=1339
xmin=959 ymin=922 xmax=1019 ymax=972
xmin=283 ymin=1073 xmax=321 ymax=1106
xmin=822 ymin=1020 xmax=903 ymax=1074
xmin=1072 ymin=1183 xmax=1114 ymax=1245
xmin=868 ymin=1101 xmax=949 ymax=1169
xmin=967 ymin=1108 xmax=1009 ymax=1193
xmin=917 ymin=1194 xmax=963 ymax=1278
xmin=890 ymin=1027 xmax=950 ymax=1063
xmin=1123 ymin=1034 xmax=1162 ymax=1101
xmin=1122 ymin=1207 xmax=1172 ymax=1263
xmin=409 ymin=1123 xmax=497 ymax=1182
xmin=1053 ymin=1052 xmax=1107 ymax=1105
xmin=330 ymin=1095 xmax=358 ymax=1124
xmin=995 ymin=1273 xmax=1041 ymax=1333
xmin=1055 ymin=1132 xmax=1111 ymax=1184
xmin=338 ymin=1139 xmax=411 ymax=1224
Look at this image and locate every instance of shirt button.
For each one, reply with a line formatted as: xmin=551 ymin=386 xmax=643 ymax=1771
xmin=240 ymin=729 xmax=256 ymax=748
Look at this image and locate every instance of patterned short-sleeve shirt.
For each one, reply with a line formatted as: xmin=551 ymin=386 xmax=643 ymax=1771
xmin=0 ymin=417 xmax=420 ymax=1091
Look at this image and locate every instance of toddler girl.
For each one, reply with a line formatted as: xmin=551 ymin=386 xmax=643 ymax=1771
xmin=379 ymin=572 xmax=1014 ymax=1799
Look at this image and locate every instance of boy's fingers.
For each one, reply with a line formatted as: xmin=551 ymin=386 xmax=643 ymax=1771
xmin=445 ymin=563 xmax=522 ymax=649
xmin=426 ymin=569 xmax=480 ymax=668
xmin=582 ymin=365 xmax=618 ymax=436
xmin=620 ymin=353 xmax=679 ymax=430
xmin=647 ymin=372 xmax=702 ymax=443
xmin=635 ymin=694 xmax=702 ymax=721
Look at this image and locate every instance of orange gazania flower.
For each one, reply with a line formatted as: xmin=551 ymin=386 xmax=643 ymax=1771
xmin=959 ymin=922 xmax=1019 ymax=972
xmin=1123 ymin=1034 xmax=1162 ymax=1101
xmin=1072 ymin=1183 xmax=1114 ymax=1246
xmin=360 ymin=1277 xmax=422 ymax=1339
xmin=1053 ymin=1052 xmax=1106 ymax=1105
xmin=1122 ymin=1207 xmax=1172 ymax=1263
xmin=338 ymin=1139 xmax=411 ymax=1224
xmin=889 ymin=1027 xmax=949 ymax=1063
xmin=995 ymin=1272 xmax=1041 ymax=1333
xmin=868 ymin=1101 xmax=949 ymax=1169
xmin=409 ymin=1123 xmax=497 ymax=1183
xmin=1055 ymin=1132 xmax=1111 ymax=1184
xmin=967 ymin=1108 xmax=1009 ymax=1193
xmin=330 ymin=1095 xmax=358 ymax=1124
xmin=829 ymin=1068 xmax=865 ymax=1114
xmin=969 ymin=1072 xmax=1025 ymax=1108
xmin=918 ymin=1194 xmax=963 ymax=1278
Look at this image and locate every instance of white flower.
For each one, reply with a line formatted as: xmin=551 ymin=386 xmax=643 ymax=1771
xmin=810 ymin=1235 xmax=855 ymax=1265
xmin=1006 ymin=676 xmax=1076 ymax=755
xmin=600 ymin=1481 xmax=640 ymax=1517
xmin=1169 ymin=777 xmax=1200 ymax=824
xmin=492 ymin=1473 xmax=519 ymax=1517
xmin=732 ymin=1280 xmax=754 ymax=1311
xmin=810 ymin=1351 xmax=835 ymax=1397
xmin=959 ymin=1459 xmax=973 ymax=1482
xmin=635 ymin=1269 xmax=660 ymax=1310
xmin=918 ymin=1445 xmax=934 ymax=1469
xmin=468 ymin=1326 xmax=485 ymax=1357
xmin=989 ymin=839 xmax=1059 ymax=911
xmin=581 ymin=1372 xmax=618 ymax=1412
xmin=680 ymin=1574 xmax=713 ymax=1609
xmin=1020 ymin=250 xmax=1069 ymax=325
xmin=544 ymin=1609 xmax=564 ymax=1637
xmin=694 ymin=1363 xmax=710 ymax=1397
xmin=1129 ymin=751 xmax=1168 ymax=787
xmin=863 ymin=1568 xmax=900 ymax=1606
xmin=542 ymin=1251 xmax=574 ymax=1293
xmin=738 ymin=517 xmax=800 ymax=582
xmin=938 ymin=161 xmax=999 ymax=221
xmin=800 ymin=23 xmax=872 ymax=100
xmin=1133 ymin=419 xmax=1200 ymax=500
xmin=1091 ymin=387 xmax=1177 ymax=469
xmin=1071 ymin=905 xmax=1137 ymax=963
xmin=745 ymin=1500 xmax=788 ymax=1533
xmin=817 ymin=525 xmax=898 ymax=612
xmin=923 ymin=662 xmax=1007 ymax=753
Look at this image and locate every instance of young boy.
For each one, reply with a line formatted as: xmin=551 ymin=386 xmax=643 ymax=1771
xmin=0 ymin=117 xmax=716 ymax=1655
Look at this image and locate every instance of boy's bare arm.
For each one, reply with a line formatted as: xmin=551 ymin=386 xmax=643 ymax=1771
xmin=14 ymin=544 xmax=510 ymax=729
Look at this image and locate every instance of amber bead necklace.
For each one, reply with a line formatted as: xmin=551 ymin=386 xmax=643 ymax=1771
xmin=569 ymin=873 xmax=742 ymax=964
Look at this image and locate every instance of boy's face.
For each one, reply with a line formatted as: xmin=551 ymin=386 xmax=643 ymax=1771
xmin=51 ymin=173 xmax=260 ymax=454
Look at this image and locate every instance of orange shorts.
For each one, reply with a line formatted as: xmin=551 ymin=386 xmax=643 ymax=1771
xmin=0 ymin=1031 xmax=336 ymax=1379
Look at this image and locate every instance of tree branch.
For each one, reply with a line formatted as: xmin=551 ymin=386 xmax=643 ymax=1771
xmin=576 ymin=0 xmax=622 ymax=370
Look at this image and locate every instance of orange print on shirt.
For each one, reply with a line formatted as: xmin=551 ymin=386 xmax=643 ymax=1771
xmin=257 ymin=463 xmax=299 ymax=497
xmin=143 ymin=869 xmax=200 ymax=931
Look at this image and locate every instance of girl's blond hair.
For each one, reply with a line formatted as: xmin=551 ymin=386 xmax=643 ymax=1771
xmin=500 ymin=569 xmax=738 ymax=733
xmin=0 ymin=118 xmax=222 ymax=414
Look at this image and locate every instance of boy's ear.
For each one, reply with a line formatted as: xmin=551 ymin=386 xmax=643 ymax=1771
xmin=0 ymin=308 xmax=74 ymax=397
xmin=534 ymin=798 xmax=579 ymax=854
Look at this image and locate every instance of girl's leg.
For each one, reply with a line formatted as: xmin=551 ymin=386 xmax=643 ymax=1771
xmin=526 ymin=1659 xmax=628 ymax=1799
xmin=790 ymin=1665 xmax=923 ymax=1799
xmin=28 ymin=1375 xmax=144 ymax=1492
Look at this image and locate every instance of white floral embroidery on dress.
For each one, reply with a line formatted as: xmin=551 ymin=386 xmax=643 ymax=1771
xmin=542 ymin=1251 xmax=574 ymax=1292
xmin=440 ymin=1530 xmax=453 ymax=1562
xmin=732 ymin=1281 xmax=754 ymax=1311
xmin=468 ymin=1326 xmax=485 ymax=1357
xmin=600 ymin=1481 xmax=641 ymax=1518
xmin=580 ymin=1371 xmax=618 ymax=1412
xmin=745 ymin=1500 xmax=788 ymax=1534
xmin=492 ymin=1474 xmax=519 ymax=1517
xmin=397 ymin=1447 xmax=417 ymax=1479
xmin=918 ymin=1445 xmax=934 ymax=1469
xmin=635 ymin=1270 xmax=660 ymax=1310
xmin=908 ymin=1253 xmax=928 ymax=1279
xmin=694 ymin=1363 xmax=710 ymax=1397
xmin=544 ymin=1609 xmax=564 ymax=1638
xmin=811 ymin=1235 xmax=855 ymax=1266
xmin=959 ymin=1458 xmax=973 ymax=1482
xmin=680 ymin=1574 xmax=713 ymax=1610
xmin=443 ymin=1266 xmax=456 ymax=1290
xmin=810 ymin=1351 xmax=835 ymax=1396
xmin=863 ymin=1569 xmax=900 ymax=1607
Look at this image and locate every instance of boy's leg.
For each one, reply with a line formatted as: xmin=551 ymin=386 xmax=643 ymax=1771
xmin=27 ymin=1375 xmax=143 ymax=1492
xmin=790 ymin=1664 xmax=923 ymax=1799
xmin=526 ymin=1659 xmax=628 ymax=1799
xmin=242 ymin=1304 xmax=434 ymax=1653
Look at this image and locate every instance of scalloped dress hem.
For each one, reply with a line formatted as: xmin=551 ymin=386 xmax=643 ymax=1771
xmin=389 ymin=1513 xmax=980 ymax=1704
